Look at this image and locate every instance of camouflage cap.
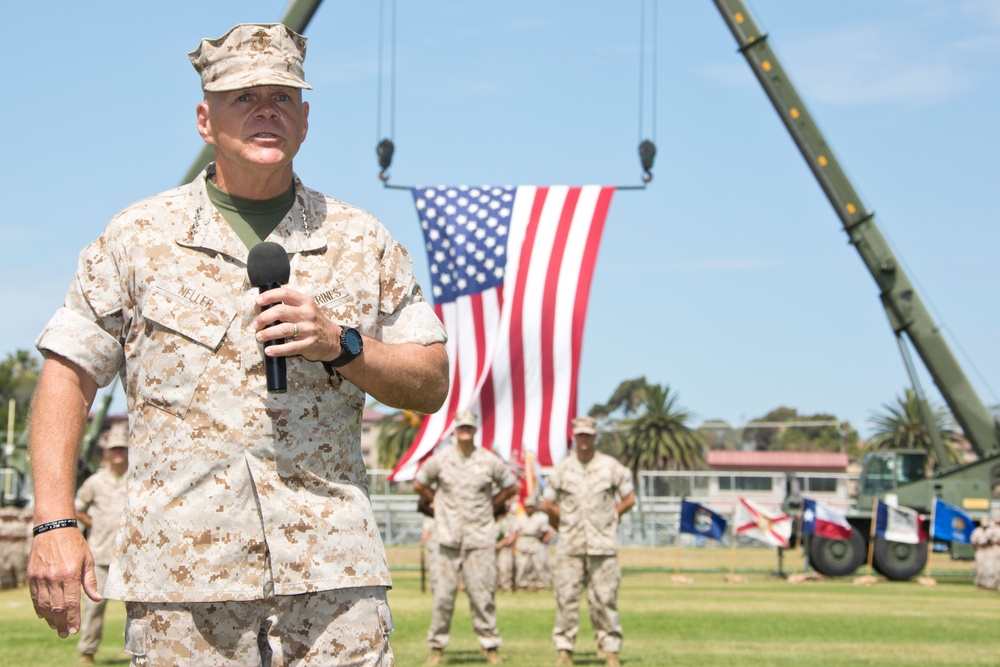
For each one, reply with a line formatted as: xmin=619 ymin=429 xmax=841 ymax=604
xmin=572 ymin=416 xmax=598 ymax=435
xmin=189 ymin=23 xmax=312 ymax=93
xmin=454 ymin=410 xmax=478 ymax=429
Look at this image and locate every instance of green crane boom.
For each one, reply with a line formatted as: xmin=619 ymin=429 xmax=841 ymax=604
xmin=712 ymin=0 xmax=1000 ymax=461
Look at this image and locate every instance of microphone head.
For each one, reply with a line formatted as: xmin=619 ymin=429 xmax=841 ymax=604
xmin=247 ymin=242 xmax=290 ymax=287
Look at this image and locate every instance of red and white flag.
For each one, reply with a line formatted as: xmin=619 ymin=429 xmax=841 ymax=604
xmin=390 ymin=185 xmax=615 ymax=481
xmin=734 ymin=497 xmax=792 ymax=548
xmin=801 ymin=498 xmax=852 ymax=540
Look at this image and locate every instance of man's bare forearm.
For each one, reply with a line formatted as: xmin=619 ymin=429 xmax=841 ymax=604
xmin=30 ymin=355 xmax=98 ymax=522
xmin=341 ymin=340 xmax=448 ymax=413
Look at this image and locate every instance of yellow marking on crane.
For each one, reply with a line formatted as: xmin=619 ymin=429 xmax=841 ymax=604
xmin=818 ymin=155 xmax=828 ymax=167
xmin=790 ymin=108 xmax=800 ymax=119
xmin=735 ymin=12 xmax=744 ymax=24
xmin=762 ymin=60 xmax=772 ymax=72
xmin=846 ymin=203 xmax=857 ymax=214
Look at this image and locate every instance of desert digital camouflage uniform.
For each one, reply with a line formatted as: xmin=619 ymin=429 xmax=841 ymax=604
xmin=74 ymin=466 xmax=128 ymax=657
xmin=415 ymin=446 xmax=516 ymax=650
xmin=543 ymin=452 xmax=634 ymax=655
xmin=981 ymin=520 xmax=1000 ymax=591
xmin=495 ymin=510 xmax=517 ymax=593
xmin=36 ymin=165 xmax=445 ymax=663
xmin=513 ymin=510 xmax=553 ymax=590
xmin=422 ymin=516 xmax=438 ymax=593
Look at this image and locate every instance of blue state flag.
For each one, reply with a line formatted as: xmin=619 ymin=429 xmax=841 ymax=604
xmin=932 ymin=498 xmax=975 ymax=544
xmin=680 ymin=499 xmax=727 ymax=541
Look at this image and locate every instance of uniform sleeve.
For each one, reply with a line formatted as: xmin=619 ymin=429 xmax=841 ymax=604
xmin=614 ymin=461 xmax=635 ymax=498
xmin=36 ymin=234 xmax=127 ymax=387
xmin=373 ymin=231 xmax=447 ymax=347
xmin=415 ymin=452 xmax=441 ymax=487
xmin=74 ymin=476 xmax=96 ymax=514
xmin=542 ymin=470 xmax=561 ymax=503
xmin=493 ymin=456 xmax=517 ymax=489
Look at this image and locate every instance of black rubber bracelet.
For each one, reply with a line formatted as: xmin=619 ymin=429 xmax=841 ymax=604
xmin=32 ymin=519 xmax=78 ymax=536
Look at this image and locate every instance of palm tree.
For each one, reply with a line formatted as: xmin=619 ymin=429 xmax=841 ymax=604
xmin=589 ymin=377 xmax=649 ymax=420
xmin=376 ymin=409 xmax=423 ymax=471
xmin=0 ymin=350 xmax=42 ymax=434
xmin=867 ymin=388 xmax=966 ymax=466
xmin=617 ymin=383 xmax=707 ymax=479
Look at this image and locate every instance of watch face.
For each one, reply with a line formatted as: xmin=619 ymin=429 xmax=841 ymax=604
xmin=343 ymin=328 xmax=363 ymax=355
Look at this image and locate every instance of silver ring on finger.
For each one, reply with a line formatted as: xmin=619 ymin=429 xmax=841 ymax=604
xmin=291 ymin=323 xmax=299 ymax=339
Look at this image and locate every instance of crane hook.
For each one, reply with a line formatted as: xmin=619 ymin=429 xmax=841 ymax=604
xmin=639 ymin=139 xmax=656 ymax=184
xmin=377 ymin=138 xmax=395 ymax=183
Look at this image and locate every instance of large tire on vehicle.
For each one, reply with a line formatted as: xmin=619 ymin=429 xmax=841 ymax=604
xmin=872 ymin=537 xmax=927 ymax=581
xmin=809 ymin=530 xmax=866 ymax=577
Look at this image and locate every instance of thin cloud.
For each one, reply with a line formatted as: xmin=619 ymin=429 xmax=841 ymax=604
xmin=780 ymin=26 xmax=981 ymax=106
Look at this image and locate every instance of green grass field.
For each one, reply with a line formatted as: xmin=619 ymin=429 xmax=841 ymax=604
xmin=1 ymin=547 xmax=996 ymax=667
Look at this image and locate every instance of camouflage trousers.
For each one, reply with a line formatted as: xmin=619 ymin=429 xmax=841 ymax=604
xmin=974 ymin=546 xmax=1000 ymax=590
xmin=124 ymin=586 xmax=393 ymax=666
xmin=496 ymin=546 xmax=515 ymax=592
xmin=515 ymin=547 xmax=550 ymax=590
xmin=77 ymin=564 xmax=111 ymax=656
xmin=552 ymin=553 xmax=622 ymax=654
xmin=428 ymin=545 xmax=501 ymax=650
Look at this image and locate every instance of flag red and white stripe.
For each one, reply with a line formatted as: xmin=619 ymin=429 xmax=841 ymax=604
xmin=390 ymin=185 xmax=615 ymax=481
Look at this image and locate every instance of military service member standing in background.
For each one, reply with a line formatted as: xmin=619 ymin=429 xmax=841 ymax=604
xmin=540 ymin=417 xmax=635 ymax=667
xmin=513 ymin=497 xmax=555 ymax=591
xmin=28 ymin=22 xmax=448 ymax=667
xmin=414 ymin=410 xmax=519 ymax=666
xmin=74 ymin=436 xmax=129 ymax=666
xmin=495 ymin=504 xmax=519 ymax=593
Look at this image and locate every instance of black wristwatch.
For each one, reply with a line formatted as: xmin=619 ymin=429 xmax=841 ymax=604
xmin=323 ymin=326 xmax=363 ymax=371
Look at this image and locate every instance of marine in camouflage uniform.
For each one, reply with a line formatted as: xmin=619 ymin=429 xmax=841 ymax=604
xmin=513 ymin=501 xmax=555 ymax=591
xmin=495 ymin=506 xmax=518 ymax=593
xmin=74 ymin=440 xmax=129 ymax=664
xmin=414 ymin=411 xmax=518 ymax=666
xmin=540 ymin=417 xmax=635 ymax=667
xmin=27 ymin=23 xmax=449 ymax=667
xmin=971 ymin=517 xmax=1000 ymax=591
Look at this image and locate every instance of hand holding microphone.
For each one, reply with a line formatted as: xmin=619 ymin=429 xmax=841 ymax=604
xmin=247 ymin=242 xmax=291 ymax=393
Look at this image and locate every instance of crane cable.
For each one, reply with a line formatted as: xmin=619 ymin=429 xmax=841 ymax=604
xmin=375 ymin=1 xmax=657 ymax=187
xmin=376 ymin=0 xmax=396 ymax=182
xmin=637 ymin=0 xmax=658 ymax=183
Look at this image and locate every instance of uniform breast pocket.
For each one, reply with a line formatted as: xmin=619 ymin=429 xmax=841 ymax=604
xmin=135 ymin=286 xmax=235 ymax=418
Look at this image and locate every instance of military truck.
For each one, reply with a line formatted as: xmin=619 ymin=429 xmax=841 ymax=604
xmin=713 ymin=0 xmax=1000 ymax=579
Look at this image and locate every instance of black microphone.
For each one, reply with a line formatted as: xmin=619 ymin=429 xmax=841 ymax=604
xmin=247 ymin=242 xmax=291 ymax=393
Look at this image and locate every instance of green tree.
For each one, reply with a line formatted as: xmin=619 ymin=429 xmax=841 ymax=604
xmin=376 ymin=409 xmax=423 ymax=472
xmin=0 ymin=350 xmax=41 ymax=436
xmin=867 ymin=388 xmax=965 ymax=466
xmin=697 ymin=419 xmax=742 ymax=450
xmin=745 ymin=406 xmax=856 ymax=453
xmin=589 ymin=376 xmax=649 ymax=420
xmin=616 ymin=384 xmax=706 ymax=478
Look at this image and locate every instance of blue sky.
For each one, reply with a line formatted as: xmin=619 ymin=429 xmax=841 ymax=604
xmin=3 ymin=1 xmax=997 ymax=439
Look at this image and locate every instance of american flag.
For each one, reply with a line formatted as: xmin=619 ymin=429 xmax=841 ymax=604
xmin=389 ymin=185 xmax=615 ymax=481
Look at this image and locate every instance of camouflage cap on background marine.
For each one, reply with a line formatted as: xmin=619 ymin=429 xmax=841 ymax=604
xmin=572 ymin=416 xmax=598 ymax=435
xmin=453 ymin=410 xmax=478 ymax=429
xmin=189 ymin=23 xmax=312 ymax=93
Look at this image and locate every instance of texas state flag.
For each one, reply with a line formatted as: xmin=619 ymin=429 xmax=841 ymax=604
xmin=801 ymin=498 xmax=852 ymax=540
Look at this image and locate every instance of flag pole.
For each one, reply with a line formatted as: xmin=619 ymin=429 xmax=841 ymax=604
xmin=925 ymin=499 xmax=936 ymax=580
xmin=797 ymin=505 xmax=809 ymax=573
xmin=729 ymin=513 xmax=738 ymax=578
xmin=675 ymin=512 xmax=682 ymax=575
xmin=866 ymin=497 xmax=878 ymax=577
